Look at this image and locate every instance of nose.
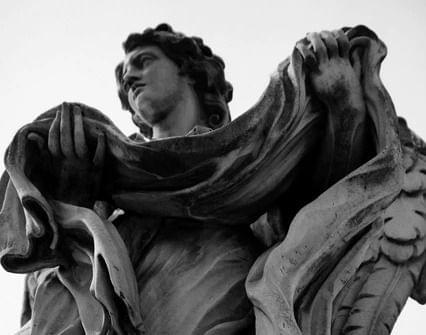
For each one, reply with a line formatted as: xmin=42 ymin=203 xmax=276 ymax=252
xmin=122 ymin=66 xmax=139 ymax=91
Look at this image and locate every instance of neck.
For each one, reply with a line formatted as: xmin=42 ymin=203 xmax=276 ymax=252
xmin=152 ymin=88 xmax=204 ymax=139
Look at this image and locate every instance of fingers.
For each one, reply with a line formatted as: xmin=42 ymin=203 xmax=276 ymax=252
xmin=333 ymin=29 xmax=350 ymax=58
xmin=307 ymin=32 xmax=327 ymax=62
xmin=296 ymin=41 xmax=317 ymax=70
xmin=93 ymin=133 xmax=106 ymax=168
xmin=48 ymin=103 xmax=90 ymax=159
xmin=320 ymin=31 xmax=339 ymax=58
xmin=306 ymin=29 xmax=350 ymax=61
xmin=60 ymin=103 xmax=74 ymax=157
xmin=73 ymin=106 xmax=89 ymax=159
xmin=27 ymin=132 xmax=45 ymax=151
xmin=48 ymin=110 xmax=61 ymax=157
xmin=351 ymin=49 xmax=362 ymax=80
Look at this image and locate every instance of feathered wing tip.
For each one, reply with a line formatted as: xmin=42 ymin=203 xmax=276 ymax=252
xmin=330 ymin=132 xmax=426 ymax=335
xmin=331 ymin=255 xmax=423 ymax=335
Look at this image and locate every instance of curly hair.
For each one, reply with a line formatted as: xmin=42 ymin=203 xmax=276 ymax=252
xmin=115 ymin=23 xmax=233 ymax=138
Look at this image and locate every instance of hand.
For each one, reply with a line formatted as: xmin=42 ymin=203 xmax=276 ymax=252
xmin=296 ymin=30 xmax=365 ymax=112
xmin=28 ymin=103 xmax=106 ymax=207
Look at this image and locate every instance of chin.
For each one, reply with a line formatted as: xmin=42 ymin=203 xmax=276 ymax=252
xmin=138 ymin=106 xmax=169 ymax=125
xmin=135 ymin=113 xmax=159 ymax=127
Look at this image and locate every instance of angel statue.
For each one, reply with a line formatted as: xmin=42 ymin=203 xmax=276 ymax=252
xmin=0 ymin=23 xmax=424 ymax=335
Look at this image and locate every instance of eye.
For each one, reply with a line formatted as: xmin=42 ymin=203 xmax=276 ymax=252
xmin=134 ymin=56 xmax=153 ymax=69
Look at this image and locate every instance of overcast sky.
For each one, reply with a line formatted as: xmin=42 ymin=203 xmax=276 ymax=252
xmin=0 ymin=0 xmax=425 ymax=333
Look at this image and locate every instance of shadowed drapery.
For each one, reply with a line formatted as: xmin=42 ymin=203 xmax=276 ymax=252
xmin=1 ymin=26 xmax=424 ymax=335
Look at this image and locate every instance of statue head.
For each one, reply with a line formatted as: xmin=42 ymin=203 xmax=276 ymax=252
xmin=115 ymin=23 xmax=233 ymax=138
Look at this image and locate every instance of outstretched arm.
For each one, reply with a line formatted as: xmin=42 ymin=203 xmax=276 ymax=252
xmin=297 ymin=30 xmax=371 ymax=189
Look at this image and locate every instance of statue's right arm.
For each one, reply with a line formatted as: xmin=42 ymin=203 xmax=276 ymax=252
xmin=28 ymin=102 xmax=106 ymax=207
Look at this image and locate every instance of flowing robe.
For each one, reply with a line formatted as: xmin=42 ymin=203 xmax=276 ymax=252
xmin=1 ymin=26 xmax=424 ymax=335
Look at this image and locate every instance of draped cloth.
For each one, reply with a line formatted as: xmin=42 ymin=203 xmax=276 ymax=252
xmin=0 ymin=26 xmax=407 ymax=334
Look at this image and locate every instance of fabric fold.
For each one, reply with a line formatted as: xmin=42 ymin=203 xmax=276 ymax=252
xmin=0 ymin=25 xmax=413 ymax=334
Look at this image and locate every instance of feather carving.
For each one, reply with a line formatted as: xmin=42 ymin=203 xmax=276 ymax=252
xmin=340 ymin=256 xmax=422 ymax=335
xmin=331 ymin=142 xmax=426 ymax=334
xmin=380 ymin=147 xmax=426 ymax=264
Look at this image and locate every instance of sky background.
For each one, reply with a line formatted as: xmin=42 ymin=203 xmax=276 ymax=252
xmin=0 ymin=0 xmax=425 ymax=333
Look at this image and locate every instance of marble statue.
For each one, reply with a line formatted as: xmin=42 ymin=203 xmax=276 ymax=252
xmin=0 ymin=24 xmax=424 ymax=334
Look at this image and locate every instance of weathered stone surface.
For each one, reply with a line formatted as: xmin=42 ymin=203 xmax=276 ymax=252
xmin=1 ymin=25 xmax=424 ymax=334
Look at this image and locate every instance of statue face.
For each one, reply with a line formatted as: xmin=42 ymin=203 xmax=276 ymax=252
xmin=122 ymin=45 xmax=188 ymax=126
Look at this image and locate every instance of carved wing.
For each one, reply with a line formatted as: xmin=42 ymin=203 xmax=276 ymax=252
xmin=331 ymin=143 xmax=426 ymax=334
xmin=246 ymin=122 xmax=425 ymax=335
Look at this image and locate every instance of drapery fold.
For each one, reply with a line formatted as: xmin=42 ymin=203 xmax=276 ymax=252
xmin=0 ymin=25 xmax=410 ymax=334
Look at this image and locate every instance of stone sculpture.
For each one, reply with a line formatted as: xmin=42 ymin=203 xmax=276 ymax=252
xmin=0 ymin=24 xmax=424 ymax=334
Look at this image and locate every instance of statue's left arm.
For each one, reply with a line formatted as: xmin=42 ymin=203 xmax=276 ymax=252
xmin=248 ymin=27 xmax=426 ymax=335
xmin=297 ymin=30 xmax=373 ymax=190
